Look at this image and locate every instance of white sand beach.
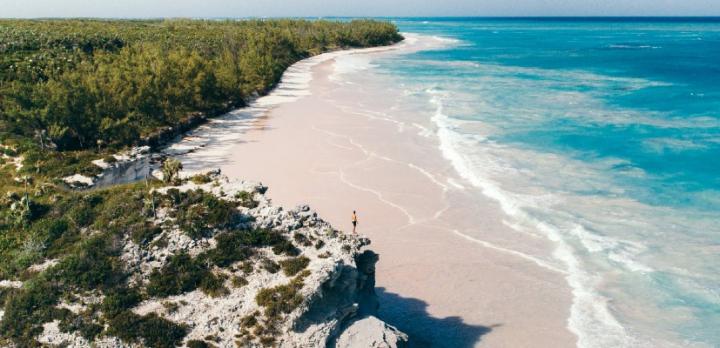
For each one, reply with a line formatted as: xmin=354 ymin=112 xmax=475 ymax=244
xmin=172 ymin=35 xmax=577 ymax=347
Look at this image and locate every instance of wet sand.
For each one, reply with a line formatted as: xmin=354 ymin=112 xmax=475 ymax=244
xmin=174 ymin=38 xmax=577 ymax=347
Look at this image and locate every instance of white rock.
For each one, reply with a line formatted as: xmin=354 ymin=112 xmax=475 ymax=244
xmin=335 ymin=316 xmax=409 ymax=348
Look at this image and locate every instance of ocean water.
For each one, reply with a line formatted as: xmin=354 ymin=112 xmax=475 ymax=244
xmin=365 ymin=18 xmax=720 ymax=347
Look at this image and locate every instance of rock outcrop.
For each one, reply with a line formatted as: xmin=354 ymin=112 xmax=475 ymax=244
xmin=30 ymin=170 xmax=407 ymax=347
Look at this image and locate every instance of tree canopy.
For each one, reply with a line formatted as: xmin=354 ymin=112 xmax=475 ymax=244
xmin=0 ymin=19 xmax=403 ymax=151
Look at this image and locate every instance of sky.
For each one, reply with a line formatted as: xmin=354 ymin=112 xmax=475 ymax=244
xmin=2 ymin=0 xmax=720 ymax=18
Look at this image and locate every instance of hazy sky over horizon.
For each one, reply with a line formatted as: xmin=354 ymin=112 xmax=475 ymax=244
xmin=3 ymin=0 xmax=720 ymax=18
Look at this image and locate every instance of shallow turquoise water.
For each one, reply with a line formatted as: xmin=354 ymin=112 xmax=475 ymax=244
xmin=373 ymin=18 xmax=720 ymax=347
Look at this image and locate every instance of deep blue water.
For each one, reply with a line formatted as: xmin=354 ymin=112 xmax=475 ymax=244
xmin=374 ymin=18 xmax=720 ymax=347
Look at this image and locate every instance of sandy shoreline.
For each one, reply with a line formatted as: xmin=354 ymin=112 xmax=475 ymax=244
xmin=173 ymin=36 xmax=577 ymax=347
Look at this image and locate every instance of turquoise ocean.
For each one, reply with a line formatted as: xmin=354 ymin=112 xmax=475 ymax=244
xmin=367 ymin=18 xmax=720 ymax=347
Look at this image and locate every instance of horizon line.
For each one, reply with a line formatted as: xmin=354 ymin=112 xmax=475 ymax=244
xmin=2 ymin=15 xmax=720 ymax=21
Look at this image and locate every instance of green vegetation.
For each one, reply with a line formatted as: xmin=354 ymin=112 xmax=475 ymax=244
xmin=0 ymin=18 xmax=400 ymax=347
xmin=0 ymin=19 xmax=402 ymax=153
xmin=161 ymin=188 xmax=238 ymax=239
xmin=107 ymin=311 xmax=187 ymax=348
xmin=255 ymin=271 xmax=310 ymax=319
xmin=279 ymin=256 xmax=310 ymax=276
xmin=161 ymin=158 xmax=183 ymax=185
xmin=146 ymin=252 xmax=208 ymax=297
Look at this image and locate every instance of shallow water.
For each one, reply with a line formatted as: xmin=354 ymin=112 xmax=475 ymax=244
xmin=333 ymin=18 xmax=720 ymax=348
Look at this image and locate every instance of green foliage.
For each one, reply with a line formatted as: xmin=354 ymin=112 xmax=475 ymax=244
xmin=58 ymin=310 xmax=103 ymax=340
xmin=255 ymin=273 xmax=308 ymax=319
xmin=234 ymin=190 xmax=257 ymax=208
xmin=0 ymin=19 xmax=402 ymax=151
xmin=162 ymin=188 xmax=238 ymax=239
xmin=260 ymin=258 xmax=280 ymax=274
xmin=231 ymin=275 xmax=248 ymax=288
xmin=187 ymin=340 xmax=215 ymax=348
xmin=0 ymin=278 xmax=59 ymax=343
xmin=107 ymin=311 xmax=187 ymax=348
xmin=102 ymin=287 xmax=143 ymax=318
xmin=161 ymin=159 xmax=183 ymax=184
xmin=190 ymin=173 xmax=213 ymax=184
xmin=293 ymin=232 xmax=312 ymax=247
xmin=146 ymin=252 xmax=208 ymax=297
xmin=199 ymin=272 xmax=229 ymax=298
xmin=46 ymin=236 xmax=125 ymax=291
xmin=279 ymin=256 xmax=310 ymax=277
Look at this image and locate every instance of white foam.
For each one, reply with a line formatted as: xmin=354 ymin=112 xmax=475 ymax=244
xmin=427 ymin=90 xmax=644 ymax=348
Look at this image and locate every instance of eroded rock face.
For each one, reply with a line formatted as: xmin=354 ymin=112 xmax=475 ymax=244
xmin=33 ymin=172 xmax=406 ymax=348
xmin=335 ymin=316 xmax=409 ymax=348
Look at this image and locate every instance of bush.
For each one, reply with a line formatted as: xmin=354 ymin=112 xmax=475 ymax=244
xmin=163 ymin=189 xmax=238 ymax=239
xmin=260 ymin=258 xmax=280 ymax=274
xmin=102 ymin=287 xmax=142 ymax=318
xmin=0 ymin=279 xmax=58 ymax=343
xmin=279 ymin=256 xmax=310 ymax=277
xmin=199 ymin=273 xmax=229 ymax=298
xmin=58 ymin=310 xmax=103 ymax=340
xmin=233 ymin=191 xmax=257 ymax=209
xmin=48 ymin=236 xmax=125 ymax=291
xmin=146 ymin=253 xmax=208 ymax=297
xmin=190 ymin=173 xmax=213 ymax=184
xmin=108 ymin=311 xmax=187 ymax=348
xmin=272 ymin=239 xmax=300 ymax=256
xmin=198 ymin=230 xmax=253 ymax=267
xmin=231 ymin=276 xmax=248 ymax=288
xmin=130 ymin=222 xmax=162 ymax=245
xmin=293 ymin=232 xmax=311 ymax=247
xmin=255 ymin=276 xmax=306 ymax=319
xmin=187 ymin=340 xmax=215 ymax=348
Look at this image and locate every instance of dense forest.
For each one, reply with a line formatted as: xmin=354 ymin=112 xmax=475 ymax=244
xmin=0 ymin=19 xmax=402 ymax=152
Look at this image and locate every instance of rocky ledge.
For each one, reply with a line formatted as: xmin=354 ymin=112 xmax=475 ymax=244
xmin=15 ymin=171 xmax=407 ymax=348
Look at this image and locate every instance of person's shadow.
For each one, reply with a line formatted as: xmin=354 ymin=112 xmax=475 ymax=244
xmin=375 ymin=287 xmax=500 ymax=348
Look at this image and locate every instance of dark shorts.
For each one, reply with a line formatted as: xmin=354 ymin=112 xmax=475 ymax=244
xmin=352 ymin=221 xmax=357 ymax=227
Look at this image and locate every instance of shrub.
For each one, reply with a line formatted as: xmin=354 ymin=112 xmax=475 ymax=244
xmin=187 ymin=340 xmax=215 ymax=348
xmin=255 ymin=275 xmax=306 ymax=319
xmin=108 ymin=311 xmax=187 ymax=348
xmin=146 ymin=253 xmax=208 ymax=297
xmin=58 ymin=310 xmax=103 ymax=340
xmin=314 ymin=240 xmax=325 ymax=250
xmin=260 ymin=259 xmax=280 ymax=274
xmin=198 ymin=231 xmax=253 ymax=267
xmin=130 ymin=222 xmax=163 ymax=245
xmin=233 ymin=191 xmax=257 ymax=209
xmin=190 ymin=173 xmax=213 ymax=184
xmin=231 ymin=276 xmax=248 ymax=288
xmin=199 ymin=273 xmax=229 ymax=298
xmin=279 ymin=256 xmax=310 ymax=277
xmin=0 ymin=278 xmax=59 ymax=344
xmin=162 ymin=301 xmax=180 ymax=314
xmin=102 ymin=287 xmax=142 ymax=318
xmin=163 ymin=189 xmax=238 ymax=239
xmin=293 ymin=233 xmax=311 ymax=247
xmin=48 ymin=236 xmax=125 ymax=291
xmin=272 ymin=239 xmax=300 ymax=256
xmin=161 ymin=159 xmax=183 ymax=184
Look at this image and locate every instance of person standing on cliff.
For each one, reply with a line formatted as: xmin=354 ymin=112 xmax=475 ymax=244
xmin=352 ymin=211 xmax=358 ymax=233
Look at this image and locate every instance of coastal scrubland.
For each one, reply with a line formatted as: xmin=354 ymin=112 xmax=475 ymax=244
xmin=0 ymin=18 xmax=402 ymax=347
